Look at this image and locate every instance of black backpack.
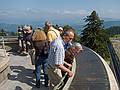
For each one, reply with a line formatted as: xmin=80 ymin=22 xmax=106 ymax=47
xmin=41 ymin=41 xmax=49 ymax=58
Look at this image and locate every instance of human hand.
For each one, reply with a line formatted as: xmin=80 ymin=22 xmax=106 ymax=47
xmin=68 ymin=71 xmax=74 ymax=77
xmin=68 ymin=64 xmax=72 ymax=69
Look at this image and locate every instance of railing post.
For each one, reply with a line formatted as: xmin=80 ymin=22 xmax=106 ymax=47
xmin=1 ymin=36 xmax=6 ymax=57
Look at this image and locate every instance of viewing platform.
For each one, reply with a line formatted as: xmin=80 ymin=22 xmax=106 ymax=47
xmin=0 ymin=36 xmax=119 ymax=90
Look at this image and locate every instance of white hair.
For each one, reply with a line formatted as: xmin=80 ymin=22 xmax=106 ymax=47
xmin=72 ymin=42 xmax=83 ymax=50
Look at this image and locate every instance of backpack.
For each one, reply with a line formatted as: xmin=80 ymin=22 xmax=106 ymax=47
xmin=41 ymin=41 xmax=49 ymax=58
xmin=25 ymin=33 xmax=33 ymax=42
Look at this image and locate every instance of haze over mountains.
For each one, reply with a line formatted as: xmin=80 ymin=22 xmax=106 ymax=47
xmin=0 ymin=18 xmax=120 ymax=34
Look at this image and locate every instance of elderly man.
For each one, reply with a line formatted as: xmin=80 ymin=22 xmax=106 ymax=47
xmin=64 ymin=42 xmax=83 ymax=65
xmin=45 ymin=21 xmax=60 ymax=43
xmin=61 ymin=42 xmax=83 ymax=85
xmin=47 ymin=29 xmax=75 ymax=88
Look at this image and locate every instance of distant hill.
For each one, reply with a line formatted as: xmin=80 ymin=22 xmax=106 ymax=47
xmin=0 ymin=20 xmax=120 ymax=33
xmin=104 ymin=21 xmax=120 ymax=28
xmin=71 ymin=21 xmax=120 ymax=34
xmin=0 ymin=23 xmax=17 ymax=32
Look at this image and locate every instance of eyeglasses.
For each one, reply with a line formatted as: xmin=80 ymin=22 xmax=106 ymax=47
xmin=69 ymin=37 xmax=73 ymax=40
xmin=68 ymin=36 xmax=73 ymax=40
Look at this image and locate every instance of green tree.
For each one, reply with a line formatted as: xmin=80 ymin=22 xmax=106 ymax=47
xmin=106 ymin=26 xmax=120 ymax=37
xmin=0 ymin=29 xmax=6 ymax=36
xmin=81 ymin=11 xmax=110 ymax=61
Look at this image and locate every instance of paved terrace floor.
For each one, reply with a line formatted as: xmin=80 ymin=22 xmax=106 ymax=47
xmin=0 ymin=52 xmax=49 ymax=90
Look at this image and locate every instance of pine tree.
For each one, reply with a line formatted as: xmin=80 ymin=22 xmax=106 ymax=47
xmin=0 ymin=29 xmax=6 ymax=36
xmin=81 ymin=11 xmax=110 ymax=61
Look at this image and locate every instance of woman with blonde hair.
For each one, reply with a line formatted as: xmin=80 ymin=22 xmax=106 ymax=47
xmin=32 ymin=28 xmax=49 ymax=88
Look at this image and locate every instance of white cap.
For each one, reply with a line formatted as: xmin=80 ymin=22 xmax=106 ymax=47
xmin=58 ymin=27 xmax=63 ymax=31
xmin=23 ymin=25 xmax=31 ymax=30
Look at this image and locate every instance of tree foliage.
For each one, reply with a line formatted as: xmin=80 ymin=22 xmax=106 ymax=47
xmin=81 ymin=11 xmax=110 ymax=61
xmin=106 ymin=26 xmax=120 ymax=37
xmin=0 ymin=28 xmax=17 ymax=36
xmin=0 ymin=29 xmax=7 ymax=36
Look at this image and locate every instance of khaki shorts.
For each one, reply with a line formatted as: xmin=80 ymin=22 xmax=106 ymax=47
xmin=48 ymin=68 xmax=62 ymax=86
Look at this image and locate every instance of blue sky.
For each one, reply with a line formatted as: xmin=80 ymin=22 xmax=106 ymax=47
xmin=0 ymin=0 xmax=120 ymax=24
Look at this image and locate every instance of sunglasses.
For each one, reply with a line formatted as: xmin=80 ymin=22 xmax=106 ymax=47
xmin=68 ymin=36 xmax=73 ymax=40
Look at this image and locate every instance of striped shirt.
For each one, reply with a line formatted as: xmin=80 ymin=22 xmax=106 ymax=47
xmin=48 ymin=36 xmax=65 ymax=68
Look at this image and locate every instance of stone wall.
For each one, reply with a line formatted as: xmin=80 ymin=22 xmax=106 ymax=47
xmin=0 ymin=49 xmax=10 ymax=85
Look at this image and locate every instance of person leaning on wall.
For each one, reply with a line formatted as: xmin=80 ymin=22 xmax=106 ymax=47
xmin=62 ymin=42 xmax=83 ymax=84
xmin=47 ymin=29 xmax=75 ymax=89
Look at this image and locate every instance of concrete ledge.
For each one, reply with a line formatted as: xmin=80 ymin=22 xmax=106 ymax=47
xmin=64 ymin=46 xmax=119 ymax=90
xmin=90 ymin=49 xmax=119 ymax=90
xmin=0 ymin=55 xmax=10 ymax=85
xmin=62 ymin=58 xmax=76 ymax=90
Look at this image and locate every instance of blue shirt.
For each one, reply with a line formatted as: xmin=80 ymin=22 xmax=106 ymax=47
xmin=63 ymin=42 xmax=72 ymax=51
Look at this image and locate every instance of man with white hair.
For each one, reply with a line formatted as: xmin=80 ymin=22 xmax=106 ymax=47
xmin=61 ymin=42 xmax=83 ymax=84
xmin=64 ymin=42 xmax=83 ymax=65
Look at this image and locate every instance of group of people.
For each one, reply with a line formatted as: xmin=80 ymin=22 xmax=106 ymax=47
xmin=17 ymin=21 xmax=83 ymax=89
xmin=17 ymin=25 xmax=33 ymax=55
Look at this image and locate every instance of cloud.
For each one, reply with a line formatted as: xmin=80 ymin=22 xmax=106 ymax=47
xmin=1 ymin=8 xmax=120 ymax=24
xmin=63 ymin=10 xmax=88 ymax=16
xmin=0 ymin=11 xmax=12 ymax=16
xmin=0 ymin=9 xmax=89 ymax=19
xmin=104 ymin=10 xmax=120 ymax=19
xmin=52 ymin=10 xmax=89 ymax=17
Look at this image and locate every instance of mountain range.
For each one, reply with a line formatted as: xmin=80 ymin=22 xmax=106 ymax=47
xmin=0 ymin=20 xmax=120 ymax=34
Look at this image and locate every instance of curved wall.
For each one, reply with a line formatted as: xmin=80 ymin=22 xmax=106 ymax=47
xmin=63 ymin=46 xmax=119 ymax=90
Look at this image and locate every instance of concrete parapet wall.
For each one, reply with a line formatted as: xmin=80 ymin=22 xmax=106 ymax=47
xmin=91 ymin=49 xmax=119 ymax=90
xmin=0 ymin=50 xmax=10 ymax=85
xmin=63 ymin=46 xmax=119 ymax=90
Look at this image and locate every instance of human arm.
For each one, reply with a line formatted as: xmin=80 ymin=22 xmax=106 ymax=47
xmin=56 ymin=64 xmax=73 ymax=77
xmin=54 ymin=45 xmax=73 ymax=77
xmin=64 ymin=61 xmax=72 ymax=69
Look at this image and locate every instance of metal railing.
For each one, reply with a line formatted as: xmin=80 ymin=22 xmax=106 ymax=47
xmin=108 ymin=42 xmax=120 ymax=86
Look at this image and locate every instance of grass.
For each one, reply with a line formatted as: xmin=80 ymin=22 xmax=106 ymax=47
xmin=110 ymin=34 xmax=120 ymax=39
